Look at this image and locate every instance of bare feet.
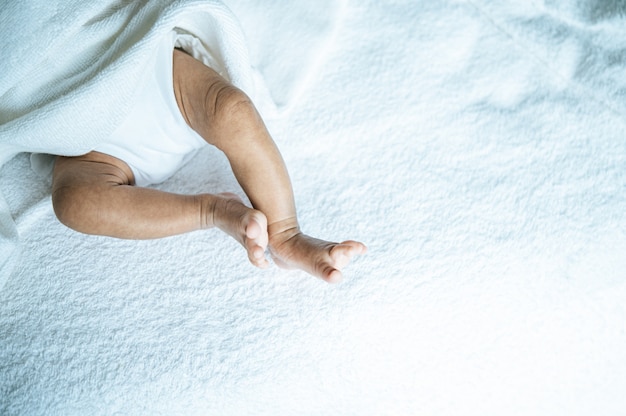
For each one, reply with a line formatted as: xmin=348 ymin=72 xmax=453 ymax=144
xmin=209 ymin=193 xmax=269 ymax=268
xmin=268 ymin=222 xmax=367 ymax=283
xmin=207 ymin=195 xmax=367 ymax=281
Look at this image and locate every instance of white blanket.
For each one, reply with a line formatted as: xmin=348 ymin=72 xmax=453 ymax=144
xmin=0 ymin=0 xmax=256 ymax=286
xmin=1 ymin=0 xmax=626 ymax=414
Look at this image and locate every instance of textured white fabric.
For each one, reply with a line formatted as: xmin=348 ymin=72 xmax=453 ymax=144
xmin=1 ymin=0 xmax=626 ymax=415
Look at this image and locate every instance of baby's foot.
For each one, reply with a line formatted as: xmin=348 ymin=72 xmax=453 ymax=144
xmin=268 ymin=225 xmax=367 ymax=283
xmin=211 ymin=192 xmax=269 ymax=268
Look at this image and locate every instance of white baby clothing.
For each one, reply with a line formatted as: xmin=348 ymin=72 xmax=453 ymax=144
xmin=94 ymin=29 xmax=224 ymax=186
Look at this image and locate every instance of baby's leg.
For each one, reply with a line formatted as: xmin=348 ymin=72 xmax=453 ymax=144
xmin=51 ymin=151 xmax=269 ymax=268
xmin=173 ymin=50 xmax=366 ymax=282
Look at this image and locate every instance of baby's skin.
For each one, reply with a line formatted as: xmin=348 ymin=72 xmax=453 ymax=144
xmin=51 ymin=48 xmax=366 ymax=283
xmin=211 ymin=193 xmax=366 ymax=283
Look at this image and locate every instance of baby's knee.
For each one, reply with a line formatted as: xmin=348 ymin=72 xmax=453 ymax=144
xmin=51 ymin=184 xmax=88 ymax=232
xmin=173 ymin=50 xmax=259 ymax=146
xmin=206 ymin=83 xmax=256 ymax=126
xmin=210 ymin=83 xmax=253 ymax=117
xmin=51 ymin=153 xmax=133 ymax=231
xmin=201 ymin=82 xmax=260 ymax=147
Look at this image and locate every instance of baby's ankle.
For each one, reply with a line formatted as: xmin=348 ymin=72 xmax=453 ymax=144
xmin=198 ymin=193 xmax=239 ymax=231
xmin=267 ymin=217 xmax=301 ymax=246
xmin=197 ymin=194 xmax=218 ymax=230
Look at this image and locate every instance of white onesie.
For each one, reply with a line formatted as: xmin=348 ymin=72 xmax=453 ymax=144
xmin=94 ymin=29 xmax=224 ymax=186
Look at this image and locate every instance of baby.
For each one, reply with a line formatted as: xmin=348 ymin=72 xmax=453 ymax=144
xmin=50 ymin=33 xmax=366 ymax=283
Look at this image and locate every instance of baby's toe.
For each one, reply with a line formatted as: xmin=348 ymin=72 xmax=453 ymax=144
xmin=341 ymin=240 xmax=368 ymax=254
xmin=245 ymin=217 xmax=262 ymax=239
xmin=330 ymin=250 xmax=350 ymax=270
xmin=322 ymin=266 xmax=343 ymax=284
xmin=245 ymin=238 xmax=269 ymax=268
